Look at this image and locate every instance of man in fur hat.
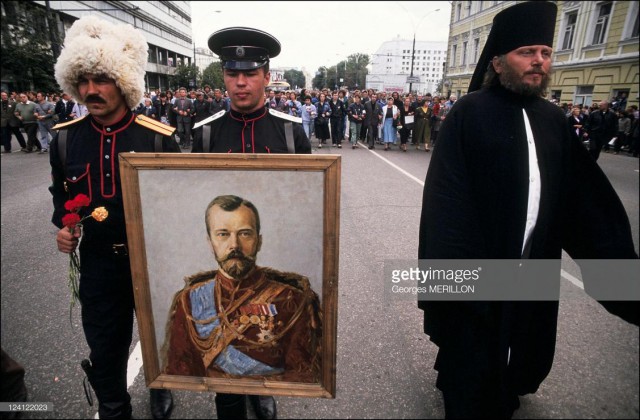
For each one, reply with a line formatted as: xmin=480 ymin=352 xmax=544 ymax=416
xmin=49 ymin=15 xmax=180 ymax=419
xmin=418 ymin=1 xmax=638 ymax=418
xmin=161 ymin=195 xmax=322 ymax=419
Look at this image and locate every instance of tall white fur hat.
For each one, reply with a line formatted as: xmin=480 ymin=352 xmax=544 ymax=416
xmin=54 ymin=15 xmax=148 ymax=109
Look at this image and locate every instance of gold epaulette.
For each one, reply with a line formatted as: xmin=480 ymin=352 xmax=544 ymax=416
xmin=134 ymin=114 xmax=176 ymax=136
xmin=52 ymin=115 xmax=87 ymax=130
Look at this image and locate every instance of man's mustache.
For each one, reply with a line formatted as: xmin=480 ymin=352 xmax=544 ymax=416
xmin=222 ymin=250 xmax=255 ymax=263
xmin=84 ymin=95 xmax=106 ymax=104
xmin=525 ymin=69 xmax=546 ymax=76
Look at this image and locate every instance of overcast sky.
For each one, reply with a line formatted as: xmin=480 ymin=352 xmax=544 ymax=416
xmin=190 ymin=1 xmax=451 ymax=72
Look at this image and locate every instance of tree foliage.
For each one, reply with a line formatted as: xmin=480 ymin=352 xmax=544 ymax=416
xmin=170 ymin=64 xmax=199 ymax=90
xmin=312 ymin=53 xmax=370 ymax=90
xmin=283 ymin=69 xmax=305 ymax=90
xmin=1 ymin=1 xmax=59 ymax=93
xmin=201 ymin=62 xmax=225 ymax=90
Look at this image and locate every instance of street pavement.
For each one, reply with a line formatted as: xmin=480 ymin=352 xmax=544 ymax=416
xmin=1 ymin=134 xmax=638 ymax=419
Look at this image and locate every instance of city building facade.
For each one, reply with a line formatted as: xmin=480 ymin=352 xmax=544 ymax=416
xmin=195 ymin=47 xmax=217 ymax=72
xmin=3 ymin=1 xmax=193 ymax=93
xmin=366 ymin=37 xmax=447 ymax=95
xmin=444 ymin=1 xmax=638 ymax=107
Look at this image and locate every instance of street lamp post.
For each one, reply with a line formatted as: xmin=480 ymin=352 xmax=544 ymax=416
xmin=404 ymin=7 xmax=440 ymax=94
xmin=354 ymin=55 xmax=359 ymax=89
xmin=192 ymin=43 xmax=198 ymax=89
xmin=342 ymin=61 xmax=346 ymax=90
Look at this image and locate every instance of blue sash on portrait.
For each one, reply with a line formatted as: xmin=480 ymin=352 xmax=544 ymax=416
xmin=189 ymin=280 xmax=283 ymax=376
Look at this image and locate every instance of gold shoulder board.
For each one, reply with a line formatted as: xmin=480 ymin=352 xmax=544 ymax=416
xmin=135 ymin=114 xmax=176 ymax=136
xmin=52 ymin=115 xmax=87 ymax=130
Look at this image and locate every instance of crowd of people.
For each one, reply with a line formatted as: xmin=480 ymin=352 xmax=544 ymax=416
xmin=260 ymin=87 xmax=462 ymax=152
xmin=136 ymin=86 xmax=640 ymax=158
xmin=562 ymin=96 xmax=639 ymax=159
xmin=3 ymin=86 xmax=638 ymax=159
xmin=1 ymin=90 xmax=87 ymax=154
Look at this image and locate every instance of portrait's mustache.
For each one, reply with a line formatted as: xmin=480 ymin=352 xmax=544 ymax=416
xmin=85 ymin=95 xmax=106 ymax=104
xmin=525 ymin=69 xmax=546 ymax=76
xmin=222 ymin=250 xmax=255 ymax=263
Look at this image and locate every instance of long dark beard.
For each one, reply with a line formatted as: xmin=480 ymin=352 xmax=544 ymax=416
xmin=216 ymin=249 xmax=257 ymax=279
xmin=499 ymin=64 xmax=550 ymax=97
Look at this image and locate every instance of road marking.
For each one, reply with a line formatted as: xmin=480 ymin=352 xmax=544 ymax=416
xmin=359 ymin=142 xmax=425 ymax=186
xmin=358 ymin=141 xmax=591 ymax=292
xmin=561 ymin=269 xmax=584 ymax=290
xmin=127 ymin=341 xmax=144 ymax=387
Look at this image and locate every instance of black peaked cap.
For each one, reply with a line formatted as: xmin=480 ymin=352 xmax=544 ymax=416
xmin=208 ymin=27 xmax=281 ymax=70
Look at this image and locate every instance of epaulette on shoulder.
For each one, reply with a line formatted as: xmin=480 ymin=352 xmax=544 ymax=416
xmin=184 ymin=270 xmax=217 ymax=286
xmin=52 ymin=115 xmax=87 ymax=130
xmin=193 ymin=110 xmax=226 ymax=130
xmin=135 ymin=114 xmax=175 ymax=136
xmin=269 ymin=108 xmax=302 ymax=124
xmin=260 ymin=267 xmax=311 ymax=291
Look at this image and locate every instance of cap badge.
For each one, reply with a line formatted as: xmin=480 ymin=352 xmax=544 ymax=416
xmin=235 ymin=47 xmax=245 ymax=57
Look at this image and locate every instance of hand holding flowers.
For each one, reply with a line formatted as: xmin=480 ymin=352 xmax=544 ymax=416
xmin=60 ymin=194 xmax=109 ymax=319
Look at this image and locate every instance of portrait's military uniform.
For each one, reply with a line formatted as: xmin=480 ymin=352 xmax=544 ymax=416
xmin=49 ymin=111 xmax=179 ymax=415
xmin=161 ymin=267 xmax=321 ymax=383
xmin=191 ymin=108 xmax=310 ymax=153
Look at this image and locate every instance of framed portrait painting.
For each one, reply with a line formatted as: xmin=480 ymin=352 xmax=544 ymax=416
xmin=119 ymin=153 xmax=340 ymax=398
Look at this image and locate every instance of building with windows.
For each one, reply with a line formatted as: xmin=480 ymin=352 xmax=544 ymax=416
xmin=551 ymin=1 xmax=637 ymax=107
xmin=366 ymin=37 xmax=447 ymax=95
xmin=444 ymin=1 xmax=638 ymax=107
xmin=3 ymin=1 xmax=193 ymax=93
xmin=195 ymin=47 xmax=217 ymax=71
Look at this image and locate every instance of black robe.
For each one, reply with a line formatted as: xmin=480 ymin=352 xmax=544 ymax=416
xmin=417 ymin=85 xmax=637 ymax=413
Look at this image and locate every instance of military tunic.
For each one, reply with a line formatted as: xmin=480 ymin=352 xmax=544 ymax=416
xmin=162 ymin=267 xmax=322 ymax=383
xmin=191 ymin=108 xmax=310 ymax=154
xmin=49 ymin=110 xmax=180 ymax=404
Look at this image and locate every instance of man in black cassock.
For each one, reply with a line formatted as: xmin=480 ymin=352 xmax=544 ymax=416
xmin=417 ymin=2 xmax=638 ymax=418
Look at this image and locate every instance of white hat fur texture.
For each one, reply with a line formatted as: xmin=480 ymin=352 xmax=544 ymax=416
xmin=54 ymin=15 xmax=148 ymax=110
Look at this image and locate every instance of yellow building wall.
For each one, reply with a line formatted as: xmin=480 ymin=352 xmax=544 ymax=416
xmin=445 ymin=1 xmax=639 ymax=107
xmin=551 ymin=62 xmax=639 ymax=105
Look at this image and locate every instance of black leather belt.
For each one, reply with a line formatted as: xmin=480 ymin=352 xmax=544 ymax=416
xmin=82 ymin=242 xmax=129 ymax=256
xmin=111 ymin=243 xmax=129 ymax=256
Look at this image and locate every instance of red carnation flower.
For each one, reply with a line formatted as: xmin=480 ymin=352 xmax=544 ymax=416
xmin=62 ymin=213 xmax=81 ymax=228
xmin=61 ymin=193 xmax=107 ymax=320
xmin=64 ymin=194 xmax=91 ymax=212
xmin=64 ymin=200 xmax=77 ymax=212
xmin=74 ymin=194 xmax=90 ymax=207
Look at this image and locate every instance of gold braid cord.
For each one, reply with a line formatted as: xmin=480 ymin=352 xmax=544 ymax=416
xmin=216 ymin=279 xmax=309 ymax=350
xmin=181 ymin=271 xmax=309 ymax=369
xmin=181 ymin=279 xmax=256 ymax=369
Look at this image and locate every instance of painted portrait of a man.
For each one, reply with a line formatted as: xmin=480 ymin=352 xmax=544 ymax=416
xmin=160 ymin=195 xmax=322 ymax=383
